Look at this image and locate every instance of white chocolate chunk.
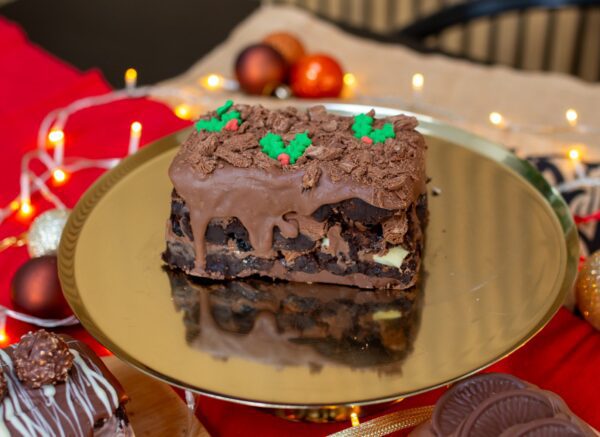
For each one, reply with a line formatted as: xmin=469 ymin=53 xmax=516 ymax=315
xmin=321 ymin=237 xmax=330 ymax=249
xmin=373 ymin=310 xmax=403 ymax=321
xmin=373 ymin=246 xmax=409 ymax=269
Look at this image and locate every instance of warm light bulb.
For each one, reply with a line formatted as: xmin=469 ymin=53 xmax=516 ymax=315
xmin=489 ymin=112 xmax=504 ymax=126
xmin=412 ymin=73 xmax=424 ymax=91
xmin=350 ymin=412 xmax=360 ymax=427
xmin=566 ymin=109 xmax=578 ymax=127
xmin=174 ymin=104 xmax=192 ymax=120
xmin=343 ymin=73 xmax=356 ymax=87
xmin=125 ymin=68 xmax=138 ymax=87
xmin=9 ymin=200 xmax=20 ymax=211
xmin=48 ymin=129 xmax=64 ymax=145
xmin=52 ymin=168 xmax=67 ymax=183
xmin=0 ymin=330 xmax=7 ymax=344
xmin=19 ymin=201 xmax=33 ymax=217
xmin=568 ymin=148 xmax=581 ymax=161
xmin=203 ymin=74 xmax=223 ymax=90
xmin=130 ymin=121 xmax=142 ymax=135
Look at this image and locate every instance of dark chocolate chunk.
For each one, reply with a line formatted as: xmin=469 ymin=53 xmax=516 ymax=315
xmin=273 ymin=228 xmax=315 ymax=251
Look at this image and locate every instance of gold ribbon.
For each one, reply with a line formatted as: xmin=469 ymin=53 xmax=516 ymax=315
xmin=328 ymin=405 xmax=434 ymax=437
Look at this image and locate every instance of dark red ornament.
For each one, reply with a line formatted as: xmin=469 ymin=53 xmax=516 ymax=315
xmin=290 ymin=54 xmax=344 ymax=98
xmin=235 ymin=44 xmax=287 ymax=95
xmin=10 ymin=255 xmax=73 ymax=319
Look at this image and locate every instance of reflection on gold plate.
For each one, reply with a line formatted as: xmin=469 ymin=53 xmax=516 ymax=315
xmin=58 ymin=104 xmax=578 ymax=408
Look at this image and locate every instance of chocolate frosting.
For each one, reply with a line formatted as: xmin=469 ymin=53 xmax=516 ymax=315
xmin=13 ymin=330 xmax=74 ymax=388
xmin=170 ymin=105 xmax=426 ymax=271
xmin=411 ymin=373 xmax=595 ymax=437
xmin=0 ymin=334 xmax=128 ymax=436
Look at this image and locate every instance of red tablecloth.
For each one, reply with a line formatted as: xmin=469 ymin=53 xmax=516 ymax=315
xmin=0 ymin=17 xmax=598 ymax=436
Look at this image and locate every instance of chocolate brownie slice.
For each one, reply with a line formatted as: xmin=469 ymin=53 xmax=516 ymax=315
xmin=164 ymin=103 xmax=427 ymax=289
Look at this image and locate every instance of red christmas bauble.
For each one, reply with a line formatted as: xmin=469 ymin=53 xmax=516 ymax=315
xmin=235 ymin=44 xmax=287 ymax=95
xmin=263 ymin=32 xmax=306 ymax=66
xmin=290 ymin=54 xmax=344 ymax=98
xmin=10 ymin=255 xmax=73 ymax=319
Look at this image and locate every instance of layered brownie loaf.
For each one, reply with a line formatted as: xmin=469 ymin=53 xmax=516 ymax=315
xmin=0 ymin=330 xmax=132 ymax=436
xmin=164 ymin=102 xmax=427 ymax=289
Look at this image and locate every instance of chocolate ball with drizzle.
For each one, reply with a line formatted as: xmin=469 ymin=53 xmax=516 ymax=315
xmin=13 ymin=330 xmax=74 ymax=388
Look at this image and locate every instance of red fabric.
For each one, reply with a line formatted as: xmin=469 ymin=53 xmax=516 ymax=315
xmin=0 ymin=17 xmax=189 ymax=346
xmin=0 ymin=17 xmax=598 ymax=436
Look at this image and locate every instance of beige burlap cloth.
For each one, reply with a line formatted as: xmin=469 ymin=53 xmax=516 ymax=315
xmin=154 ymin=5 xmax=600 ymax=161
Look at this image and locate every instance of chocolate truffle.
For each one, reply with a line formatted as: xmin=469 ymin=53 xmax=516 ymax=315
xmin=0 ymin=333 xmax=132 ymax=435
xmin=13 ymin=329 xmax=74 ymax=388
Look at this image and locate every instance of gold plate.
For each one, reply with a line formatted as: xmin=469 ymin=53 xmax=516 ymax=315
xmin=58 ymin=104 xmax=578 ymax=408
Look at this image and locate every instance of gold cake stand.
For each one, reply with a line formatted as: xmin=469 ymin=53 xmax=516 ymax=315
xmin=58 ymin=104 xmax=578 ymax=416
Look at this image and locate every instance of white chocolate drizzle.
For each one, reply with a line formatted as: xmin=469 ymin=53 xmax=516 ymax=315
xmin=0 ymin=341 xmax=121 ymax=436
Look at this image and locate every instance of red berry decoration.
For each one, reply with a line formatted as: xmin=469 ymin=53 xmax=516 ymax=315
xmin=224 ymin=118 xmax=239 ymax=131
xmin=290 ymin=54 xmax=344 ymax=98
xmin=235 ymin=44 xmax=287 ymax=96
xmin=263 ymin=32 xmax=306 ymax=66
xmin=277 ymin=153 xmax=291 ymax=166
xmin=10 ymin=255 xmax=73 ymax=319
xmin=361 ymin=136 xmax=373 ymax=144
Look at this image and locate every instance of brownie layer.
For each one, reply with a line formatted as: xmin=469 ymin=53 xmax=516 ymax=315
xmin=164 ymin=190 xmax=426 ymax=289
xmin=166 ymin=104 xmax=427 ymax=289
xmin=167 ymin=268 xmax=421 ymax=370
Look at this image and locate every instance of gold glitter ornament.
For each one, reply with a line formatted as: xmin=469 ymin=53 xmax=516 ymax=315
xmin=27 ymin=209 xmax=70 ymax=258
xmin=575 ymin=251 xmax=600 ymax=331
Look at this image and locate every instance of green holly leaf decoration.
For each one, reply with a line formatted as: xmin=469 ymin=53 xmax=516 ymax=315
xmin=195 ymin=100 xmax=242 ymax=133
xmin=216 ymin=100 xmax=233 ymax=116
xmin=260 ymin=132 xmax=286 ymax=158
xmin=259 ymin=131 xmax=312 ymax=164
xmin=351 ymin=113 xmax=374 ymax=138
xmin=351 ymin=113 xmax=396 ymax=144
xmin=287 ymin=132 xmax=312 ymax=163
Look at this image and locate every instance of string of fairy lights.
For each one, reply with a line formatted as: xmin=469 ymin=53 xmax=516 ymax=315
xmin=0 ymin=67 xmax=597 ymax=337
xmin=2 ymin=68 xmax=597 ymax=226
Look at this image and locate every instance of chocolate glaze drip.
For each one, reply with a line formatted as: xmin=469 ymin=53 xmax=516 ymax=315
xmin=169 ymin=105 xmax=426 ymax=274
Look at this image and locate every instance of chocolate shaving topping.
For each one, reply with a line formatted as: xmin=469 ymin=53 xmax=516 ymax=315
xmin=178 ymin=104 xmax=426 ymax=209
xmin=302 ymin=162 xmax=322 ymax=190
xmin=193 ymin=157 xmax=218 ymax=175
xmin=223 ymin=133 xmax=258 ymax=151
xmin=198 ymin=135 xmax=219 ymax=156
xmin=14 ymin=330 xmax=74 ymax=388
xmin=382 ymin=215 xmax=408 ymax=244
xmin=214 ymin=148 xmax=253 ymax=168
xmin=384 ymin=174 xmax=411 ymax=191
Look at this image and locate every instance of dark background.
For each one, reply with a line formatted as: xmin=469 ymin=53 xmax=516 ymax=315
xmin=1 ymin=0 xmax=260 ymax=87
